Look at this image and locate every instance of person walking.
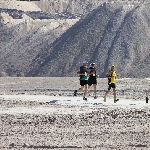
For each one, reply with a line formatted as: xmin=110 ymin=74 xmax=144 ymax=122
xmin=88 ymin=63 xmax=98 ymax=99
xmin=103 ymin=65 xmax=119 ymax=103
xmin=74 ymin=60 xmax=89 ymax=100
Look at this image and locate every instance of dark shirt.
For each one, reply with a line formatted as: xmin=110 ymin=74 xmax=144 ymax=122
xmin=80 ymin=66 xmax=88 ymax=80
xmin=89 ymin=67 xmax=96 ymax=79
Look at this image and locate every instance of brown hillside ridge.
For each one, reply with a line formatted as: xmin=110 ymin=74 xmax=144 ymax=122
xmin=28 ymin=2 xmax=150 ymax=78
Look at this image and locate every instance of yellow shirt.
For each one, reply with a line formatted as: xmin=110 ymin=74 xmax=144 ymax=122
xmin=110 ymin=71 xmax=116 ymax=83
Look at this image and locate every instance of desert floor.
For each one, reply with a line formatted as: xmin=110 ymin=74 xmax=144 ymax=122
xmin=0 ymin=77 xmax=150 ymax=150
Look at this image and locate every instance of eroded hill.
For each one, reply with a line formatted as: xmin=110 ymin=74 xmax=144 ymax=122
xmin=28 ymin=2 xmax=150 ymax=78
xmin=0 ymin=1 xmax=150 ymax=78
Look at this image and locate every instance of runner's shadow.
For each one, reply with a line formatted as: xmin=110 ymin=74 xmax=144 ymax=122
xmin=46 ymin=100 xmax=59 ymax=104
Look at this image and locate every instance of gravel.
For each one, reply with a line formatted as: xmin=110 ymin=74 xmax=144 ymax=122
xmin=0 ymin=77 xmax=150 ymax=149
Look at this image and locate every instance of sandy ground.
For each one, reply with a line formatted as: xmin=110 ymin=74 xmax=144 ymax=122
xmin=0 ymin=77 xmax=150 ymax=150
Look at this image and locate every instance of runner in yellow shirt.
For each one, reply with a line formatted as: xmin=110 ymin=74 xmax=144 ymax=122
xmin=103 ymin=65 xmax=119 ymax=103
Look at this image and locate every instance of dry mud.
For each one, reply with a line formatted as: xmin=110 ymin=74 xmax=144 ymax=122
xmin=0 ymin=77 xmax=150 ymax=150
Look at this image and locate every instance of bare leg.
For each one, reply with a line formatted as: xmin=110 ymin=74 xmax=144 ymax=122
xmin=93 ymin=84 xmax=97 ymax=97
xmin=77 ymin=86 xmax=84 ymax=92
xmin=87 ymin=85 xmax=91 ymax=96
xmin=147 ymin=89 xmax=150 ymax=98
xmin=104 ymin=90 xmax=110 ymax=98
xmin=84 ymin=84 xmax=88 ymax=97
xmin=88 ymin=85 xmax=91 ymax=90
xmin=113 ymin=88 xmax=116 ymax=100
xmin=103 ymin=90 xmax=110 ymax=102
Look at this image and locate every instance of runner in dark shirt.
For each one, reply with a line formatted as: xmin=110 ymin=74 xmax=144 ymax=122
xmin=74 ymin=60 xmax=88 ymax=100
xmin=88 ymin=63 xmax=98 ymax=99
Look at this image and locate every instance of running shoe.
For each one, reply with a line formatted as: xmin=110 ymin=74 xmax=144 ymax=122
xmin=94 ymin=96 xmax=98 ymax=99
xmin=83 ymin=97 xmax=87 ymax=101
xmin=73 ymin=90 xmax=77 ymax=96
xmin=104 ymin=96 xmax=106 ymax=102
xmin=114 ymin=99 xmax=119 ymax=103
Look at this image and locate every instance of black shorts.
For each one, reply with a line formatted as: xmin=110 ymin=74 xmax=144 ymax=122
xmin=88 ymin=79 xmax=97 ymax=86
xmin=80 ymin=80 xmax=88 ymax=86
xmin=108 ymin=83 xmax=116 ymax=90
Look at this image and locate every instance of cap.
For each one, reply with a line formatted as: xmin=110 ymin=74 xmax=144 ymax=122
xmin=91 ymin=63 xmax=95 ymax=65
xmin=83 ymin=60 xmax=88 ymax=64
xmin=111 ymin=64 xmax=115 ymax=67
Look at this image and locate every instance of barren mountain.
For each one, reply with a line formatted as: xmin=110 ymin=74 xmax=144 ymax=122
xmin=34 ymin=0 xmax=105 ymax=14
xmin=1 ymin=1 xmax=150 ymax=78
xmin=0 ymin=8 xmax=79 ymax=76
xmin=34 ymin=0 xmax=149 ymax=14
xmin=28 ymin=2 xmax=150 ymax=78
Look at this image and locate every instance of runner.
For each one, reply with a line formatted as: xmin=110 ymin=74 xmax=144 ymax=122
xmin=146 ymin=89 xmax=150 ymax=103
xmin=103 ymin=65 xmax=119 ymax=103
xmin=74 ymin=60 xmax=88 ymax=100
xmin=88 ymin=63 xmax=98 ymax=99
xmin=107 ymin=70 xmax=112 ymax=86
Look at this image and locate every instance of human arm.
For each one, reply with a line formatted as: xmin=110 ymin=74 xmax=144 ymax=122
xmin=77 ymin=71 xmax=88 ymax=76
xmin=77 ymin=71 xmax=85 ymax=75
xmin=106 ymin=70 xmax=112 ymax=78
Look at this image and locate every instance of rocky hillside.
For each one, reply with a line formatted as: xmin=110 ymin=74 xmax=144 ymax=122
xmin=34 ymin=0 xmax=149 ymax=14
xmin=34 ymin=0 xmax=105 ymax=14
xmin=28 ymin=2 xmax=150 ymax=78
xmin=1 ymin=1 xmax=150 ymax=78
xmin=0 ymin=0 xmax=41 ymax=11
xmin=0 ymin=8 xmax=79 ymax=76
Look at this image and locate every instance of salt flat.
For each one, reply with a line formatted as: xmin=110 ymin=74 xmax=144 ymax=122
xmin=0 ymin=95 xmax=149 ymax=115
xmin=0 ymin=77 xmax=150 ymax=149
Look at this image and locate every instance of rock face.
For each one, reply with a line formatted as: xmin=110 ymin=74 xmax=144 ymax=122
xmin=0 ymin=1 xmax=150 ymax=77
xmin=34 ymin=0 xmax=105 ymax=14
xmin=34 ymin=0 xmax=149 ymax=14
xmin=0 ymin=72 xmax=8 ymax=77
xmin=0 ymin=1 xmax=41 ymax=11
xmin=28 ymin=2 xmax=150 ymax=78
xmin=0 ymin=8 xmax=79 ymax=77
